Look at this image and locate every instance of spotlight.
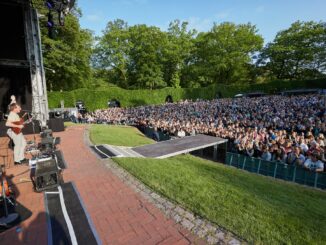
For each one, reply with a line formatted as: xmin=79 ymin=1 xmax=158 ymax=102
xmin=45 ymin=0 xmax=55 ymax=9
xmin=47 ymin=12 xmax=55 ymax=38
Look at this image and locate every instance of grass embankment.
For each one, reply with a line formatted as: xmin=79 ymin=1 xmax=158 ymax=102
xmin=89 ymin=124 xmax=153 ymax=147
xmin=90 ymin=125 xmax=326 ymax=244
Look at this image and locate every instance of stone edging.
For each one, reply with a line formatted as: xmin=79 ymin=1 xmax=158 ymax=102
xmin=83 ymin=126 xmax=243 ymax=245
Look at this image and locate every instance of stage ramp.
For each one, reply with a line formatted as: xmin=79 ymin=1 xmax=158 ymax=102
xmin=91 ymin=134 xmax=228 ymax=159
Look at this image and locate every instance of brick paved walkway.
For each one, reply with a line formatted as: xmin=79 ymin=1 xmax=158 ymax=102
xmin=0 ymin=126 xmax=206 ymax=244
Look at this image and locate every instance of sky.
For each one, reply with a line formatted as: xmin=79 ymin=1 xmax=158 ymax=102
xmin=78 ymin=0 xmax=326 ymax=43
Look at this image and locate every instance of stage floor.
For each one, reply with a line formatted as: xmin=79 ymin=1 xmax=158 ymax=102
xmin=132 ymin=134 xmax=227 ymax=159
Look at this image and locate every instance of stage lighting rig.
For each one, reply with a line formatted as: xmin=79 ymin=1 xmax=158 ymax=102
xmin=44 ymin=0 xmax=75 ymax=26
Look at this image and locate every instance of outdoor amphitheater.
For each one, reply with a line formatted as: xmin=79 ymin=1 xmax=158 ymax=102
xmin=0 ymin=0 xmax=325 ymax=245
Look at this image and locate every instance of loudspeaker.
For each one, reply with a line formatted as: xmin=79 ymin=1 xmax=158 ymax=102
xmin=22 ymin=120 xmax=41 ymax=135
xmin=48 ymin=118 xmax=64 ymax=132
xmin=35 ymin=159 xmax=60 ymax=192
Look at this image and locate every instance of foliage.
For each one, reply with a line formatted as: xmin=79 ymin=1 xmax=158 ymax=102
xmin=89 ymin=125 xmax=153 ymax=147
xmin=34 ymin=0 xmax=93 ymax=91
xmin=259 ymin=21 xmax=326 ymax=80
xmin=190 ymin=22 xmax=264 ymax=85
xmin=93 ymin=21 xmax=264 ymax=89
xmin=48 ymin=79 xmax=326 ymax=110
xmin=93 ymin=20 xmax=196 ymax=89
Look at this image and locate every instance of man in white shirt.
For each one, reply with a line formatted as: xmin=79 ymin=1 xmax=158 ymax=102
xmin=5 ymin=103 xmax=27 ymax=165
xmin=304 ymin=153 xmax=324 ymax=172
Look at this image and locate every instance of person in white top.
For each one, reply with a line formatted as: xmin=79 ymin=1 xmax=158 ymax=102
xmin=303 ymin=153 xmax=324 ymax=172
xmin=5 ymin=103 xmax=27 ymax=165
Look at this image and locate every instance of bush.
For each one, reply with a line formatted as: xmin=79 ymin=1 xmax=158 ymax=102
xmin=48 ymin=79 xmax=326 ymax=110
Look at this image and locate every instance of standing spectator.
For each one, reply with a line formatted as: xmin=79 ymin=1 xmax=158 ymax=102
xmin=304 ymin=153 xmax=324 ymax=172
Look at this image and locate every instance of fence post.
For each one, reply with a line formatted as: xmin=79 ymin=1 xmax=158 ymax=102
xmin=242 ymin=157 xmax=247 ymax=170
xmin=273 ymin=162 xmax=278 ymax=178
xmin=213 ymin=145 xmax=217 ymax=161
xmin=229 ymin=154 xmax=233 ymax=166
xmin=257 ymin=159 xmax=261 ymax=174
xmin=314 ymin=173 xmax=318 ymax=188
xmin=292 ymin=166 xmax=297 ymax=182
xmin=201 ymin=149 xmax=205 ymax=157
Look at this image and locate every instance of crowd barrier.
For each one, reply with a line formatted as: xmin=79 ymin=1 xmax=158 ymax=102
xmin=226 ymin=152 xmax=326 ymax=189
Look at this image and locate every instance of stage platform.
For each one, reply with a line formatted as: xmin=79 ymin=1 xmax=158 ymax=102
xmin=91 ymin=134 xmax=228 ymax=159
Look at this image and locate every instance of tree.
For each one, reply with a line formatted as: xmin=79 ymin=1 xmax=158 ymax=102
xmin=92 ymin=19 xmax=130 ymax=88
xmin=192 ymin=22 xmax=264 ymax=85
xmin=259 ymin=21 xmax=326 ymax=80
xmin=165 ymin=20 xmax=196 ymax=88
xmin=127 ymin=25 xmax=168 ymax=89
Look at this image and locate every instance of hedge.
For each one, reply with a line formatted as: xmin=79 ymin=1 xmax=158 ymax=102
xmin=48 ymin=79 xmax=326 ymax=111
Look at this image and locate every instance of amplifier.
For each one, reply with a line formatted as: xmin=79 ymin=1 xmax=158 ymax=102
xmin=35 ymin=159 xmax=60 ymax=192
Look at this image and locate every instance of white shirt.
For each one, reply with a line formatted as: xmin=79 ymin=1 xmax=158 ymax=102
xmin=304 ymin=158 xmax=324 ymax=171
xmin=300 ymin=143 xmax=309 ymax=152
xmin=7 ymin=111 xmax=20 ymax=122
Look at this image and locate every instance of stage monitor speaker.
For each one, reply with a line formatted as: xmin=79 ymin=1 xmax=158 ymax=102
xmin=48 ymin=118 xmax=64 ymax=132
xmin=35 ymin=159 xmax=60 ymax=192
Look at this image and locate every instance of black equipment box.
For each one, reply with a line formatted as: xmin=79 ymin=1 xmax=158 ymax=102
xmin=35 ymin=159 xmax=60 ymax=192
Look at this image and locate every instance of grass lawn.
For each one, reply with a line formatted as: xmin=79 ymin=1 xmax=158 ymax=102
xmin=90 ymin=124 xmax=326 ymax=244
xmin=114 ymin=156 xmax=326 ymax=244
xmin=64 ymin=121 xmax=76 ymax=127
xmin=89 ymin=124 xmax=154 ymax=147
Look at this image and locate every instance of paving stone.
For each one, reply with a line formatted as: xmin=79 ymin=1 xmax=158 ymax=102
xmin=175 ymin=206 xmax=186 ymax=215
xmin=173 ymin=214 xmax=183 ymax=223
xmin=184 ymin=211 xmax=195 ymax=221
xmin=151 ymin=192 xmax=161 ymax=199
xmin=194 ymin=227 xmax=208 ymax=238
xmin=207 ymin=235 xmax=219 ymax=244
xmin=215 ymin=230 xmax=225 ymax=241
xmin=228 ymin=238 xmax=241 ymax=245
xmin=181 ymin=219 xmax=195 ymax=231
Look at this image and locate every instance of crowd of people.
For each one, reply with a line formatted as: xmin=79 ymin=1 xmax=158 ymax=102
xmin=82 ymin=94 xmax=326 ymax=172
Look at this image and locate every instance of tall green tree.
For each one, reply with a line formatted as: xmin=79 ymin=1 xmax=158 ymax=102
xmin=92 ymin=19 xmax=130 ymax=88
xmin=259 ymin=21 xmax=326 ymax=80
xmin=127 ymin=25 xmax=168 ymax=89
xmin=165 ymin=20 xmax=196 ymax=88
xmin=192 ymin=22 xmax=264 ymax=85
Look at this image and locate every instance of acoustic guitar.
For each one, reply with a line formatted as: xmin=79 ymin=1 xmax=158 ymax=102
xmin=11 ymin=113 xmax=33 ymax=135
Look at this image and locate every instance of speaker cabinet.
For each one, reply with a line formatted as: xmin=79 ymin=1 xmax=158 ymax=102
xmin=35 ymin=159 xmax=60 ymax=192
xmin=48 ymin=118 xmax=65 ymax=132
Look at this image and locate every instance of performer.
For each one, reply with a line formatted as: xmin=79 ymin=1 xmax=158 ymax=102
xmin=5 ymin=103 xmax=27 ymax=165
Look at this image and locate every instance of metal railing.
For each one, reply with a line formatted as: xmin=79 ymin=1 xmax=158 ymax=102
xmin=226 ymin=152 xmax=326 ymax=189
